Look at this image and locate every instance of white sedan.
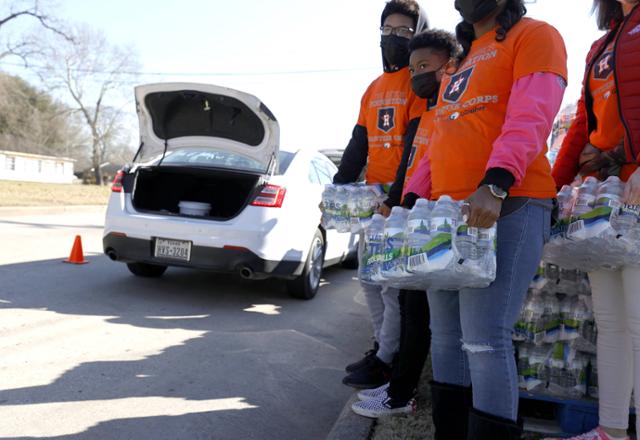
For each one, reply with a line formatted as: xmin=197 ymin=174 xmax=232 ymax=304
xmin=103 ymin=82 xmax=357 ymax=299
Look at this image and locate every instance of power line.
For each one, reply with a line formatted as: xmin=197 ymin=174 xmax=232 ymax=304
xmin=0 ymin=60 xmax=378 ymax=77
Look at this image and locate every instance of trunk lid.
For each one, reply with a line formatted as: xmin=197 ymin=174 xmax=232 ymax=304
xmin=134 ymin=83 xmax=279 ymax=174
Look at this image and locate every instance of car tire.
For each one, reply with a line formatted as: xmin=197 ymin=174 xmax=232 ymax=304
xmin=286 ymin=229 xmax=325 ymax=300
xmin=341 ymin=251 xmax=359 ymax=270
xmin=126 ymin=262 xmax=168 ymax=278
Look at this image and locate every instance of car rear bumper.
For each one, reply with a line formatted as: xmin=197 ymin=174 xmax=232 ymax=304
xmin=103 ymin=233 xmax=305 ymax=279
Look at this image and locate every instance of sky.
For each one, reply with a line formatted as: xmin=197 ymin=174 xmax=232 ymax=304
xmin=1 ymin=0 xmax=603 ymax=153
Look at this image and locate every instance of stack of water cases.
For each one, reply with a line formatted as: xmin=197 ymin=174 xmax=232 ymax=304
xmin=545 ymin=176 xmax=640 ymax=271
xmin=513 ymin=263 xmax=599 ymax=399
xmin=320 ymin=184 xmax=386 ymax=233
xmin=358 ymin=196 xmax=497 ymax=290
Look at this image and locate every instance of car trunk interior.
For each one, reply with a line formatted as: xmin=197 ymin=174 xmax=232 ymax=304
xmin=132 ymin=166 xmax=262 ymax=220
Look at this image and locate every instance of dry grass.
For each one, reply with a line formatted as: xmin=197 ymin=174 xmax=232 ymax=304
xmin=0 ymin=180 xmax=111 ymax=207
xmin=371 ymin=358 xmax=547 ymax=440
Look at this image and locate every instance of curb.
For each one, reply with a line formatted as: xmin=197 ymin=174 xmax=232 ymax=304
xmin=326 ymin=394 xmax=376 ymax=440
xmin=0 ymin=205 xmax=107 ymax=217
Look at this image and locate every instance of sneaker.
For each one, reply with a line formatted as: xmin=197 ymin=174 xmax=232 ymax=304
xmin=345 ymin=342 xmax=379 ymax=373
xmin=357 ymin=382 xmax=390 ymax=401
xmin=342 ymin=356 xmax=391 ymax=389
xmin=543 ymin=427 xmax=630 ymax=440
xmin=351 ymin=393 xmax=416 ymax=418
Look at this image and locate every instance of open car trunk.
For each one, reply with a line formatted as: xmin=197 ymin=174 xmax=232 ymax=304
xmin=132 ymin=166 xmax=262 ymax=220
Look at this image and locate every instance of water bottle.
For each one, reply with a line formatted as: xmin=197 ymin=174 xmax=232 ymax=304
xmin=361 ymin=214 xmax=385 ymax=283
xmin=321 ymin=184 xmax=336 ymax=229
xmin=572 ymin=177 xmax=599 ymax=218
xmin=611 ymin=201 xmax=640 ymax=238
xmin=381 ymin=206 xmax=410 ymax=279
xmin=334 ymin=186 xmax=350 ymax=233
xmin=515 ymin=293 xmax=535 ymax=342
xmin=543 ymin=294 xmax=562 ymax=344
xmin=595 ymin=176 xmax=624 ymax=209
xmin=559 ymin=297 xmax=573 ymax=341
xmin=527 ymin=344 xmax=551 ymax=392
xmin=345 ymin=185 xmax=360 ymax=232
xmin=427 ymin=195 xmax=460 ymax=273
xmin=517 ymin=344 xmax=544 ymax=392
xmin=557 ymin=185 xmax=576 ymax=221
xmin=572 ymin=296 xmax=594 ymax=343
xmin=524 ymin=292 xmax=546 ymax=344
xmin=517 ymin=344 xmax=530 ymax=387
xmin=566 ymin=177 xmax=600 ymax=252
xmin=406 ymin=199 xmax=432 ymax=275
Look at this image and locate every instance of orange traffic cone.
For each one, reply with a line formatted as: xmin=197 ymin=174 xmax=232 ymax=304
xmin=63 ymin=235 xmax=89 ymax=264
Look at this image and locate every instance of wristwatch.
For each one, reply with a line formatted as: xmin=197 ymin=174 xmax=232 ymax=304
xmin=484 ymin=184 xmax=508 ymax=201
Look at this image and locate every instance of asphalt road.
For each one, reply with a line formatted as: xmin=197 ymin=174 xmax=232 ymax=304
xmin=0 ymin=208 xmax=372 ymax=439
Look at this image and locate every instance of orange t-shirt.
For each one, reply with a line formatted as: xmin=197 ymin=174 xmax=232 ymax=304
xmin=427 ymin=18 xmax=567 ymax=200
xmin=588 ymin=41 xmax=637 ymax=181
xmin=403 ymin=108 xmax=435 ymax=192
xmin=357 ymin=68 xmax=427 ymax=184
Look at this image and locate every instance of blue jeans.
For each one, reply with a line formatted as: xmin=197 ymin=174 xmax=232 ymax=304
xmin=427 ymin=200 xmax=551 ymax=421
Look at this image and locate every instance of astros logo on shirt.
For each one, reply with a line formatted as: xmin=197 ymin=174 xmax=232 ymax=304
xmin=594 ymin=51 xmax=613 ymax=80
xmin=377 ymin=107 xmax=396 ymax=133
xmin=443 ymin=67 xmax=474 ymax=103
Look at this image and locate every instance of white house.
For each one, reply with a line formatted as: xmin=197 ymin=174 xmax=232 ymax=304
xmin=0 ymin=150 xmax=76 ymax=184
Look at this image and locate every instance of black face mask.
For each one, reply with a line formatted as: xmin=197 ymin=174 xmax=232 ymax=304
xmin=411 ymin=70 xmax=440 ymax=99
xmin=454 ymin=0 xmax=499 ymax=24
xmin=381 ymin=35 xmax=410 ymax=72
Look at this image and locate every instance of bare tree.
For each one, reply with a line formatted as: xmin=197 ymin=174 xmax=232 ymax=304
xmin=30 ymin=24 xmax=139 ymax=184
xmin=0 ymin=0 xmax=70 ymax=62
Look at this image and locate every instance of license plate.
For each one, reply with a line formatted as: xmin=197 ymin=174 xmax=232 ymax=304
xmin=154 ymin=238 xmax=192 ymax=262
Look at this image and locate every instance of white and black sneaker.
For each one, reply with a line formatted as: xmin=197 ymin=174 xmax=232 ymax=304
xmin=351 ymin=393 xmax=416 ymax=418
xmin=357 ymin=382 xmax=390 ymax=401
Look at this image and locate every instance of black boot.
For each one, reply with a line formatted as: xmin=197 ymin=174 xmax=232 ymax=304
xmin=345 ymin=341 xmax=379 ymax=373
xmin=466 ymin=408 xmax=522 ymax=440
xmin=430 ymin=381 xmax=473 ymax=440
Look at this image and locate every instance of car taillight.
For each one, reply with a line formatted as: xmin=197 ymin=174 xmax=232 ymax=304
xmin=250 ymin=184 xmax=286 ymax=208
xmin=111 ymin=170 xmax=124 ymax=193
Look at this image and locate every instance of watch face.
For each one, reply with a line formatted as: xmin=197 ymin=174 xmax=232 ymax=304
xmin=489 ymin=185 xmax=507 ymax=199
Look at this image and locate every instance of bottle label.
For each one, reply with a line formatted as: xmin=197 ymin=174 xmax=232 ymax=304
xmin=407 ymin=219 xmax=429 ymax=234
xmin=456 ymin=224 xmax=478 ymax=240
xmin=407 ymin=252 xmax=429 ymax=272
xmin=431 ymin=217 xmax=457 ymax=233
xmin=619 ymin=204 xmax=640 ymax=217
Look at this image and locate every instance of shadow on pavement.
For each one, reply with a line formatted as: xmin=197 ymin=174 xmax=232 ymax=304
xmin=0 ymin=256 xmax=368 ymax=439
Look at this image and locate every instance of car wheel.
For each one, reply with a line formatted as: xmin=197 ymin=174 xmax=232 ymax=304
xmin=286 ymin=229 xmax=325 ymax=300
xmin=126 ymin=262 xmax=168 ymax=278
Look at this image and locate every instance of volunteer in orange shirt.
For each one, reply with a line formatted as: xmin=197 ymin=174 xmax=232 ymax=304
xmin=350 ymin=29 xmax=461 ymax=419
xmin=336 ymin=0 xmax=428 ymax=390
xmin=403 ymin=1 xmax=567 ymax=438
xmin=548 ymin=1 xmax=640 ymax=440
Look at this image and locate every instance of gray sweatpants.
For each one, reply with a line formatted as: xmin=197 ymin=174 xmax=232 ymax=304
xmin=361 ymin=283 xmax=401 ymax=365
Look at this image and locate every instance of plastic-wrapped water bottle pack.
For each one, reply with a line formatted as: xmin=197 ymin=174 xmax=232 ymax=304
xmin=544 ymin=176 xmax=640 ymax=271
xmin=358 ymin=196 xmax=497 ymax=290
xmin=321 ymin=184 xmax=386 ymax=233
xmin=514 ymin=263 xmax=598 ymax=399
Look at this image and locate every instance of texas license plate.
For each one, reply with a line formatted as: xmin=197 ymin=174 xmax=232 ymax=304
xmin=154 ymin=238 xmax=192 ymax=262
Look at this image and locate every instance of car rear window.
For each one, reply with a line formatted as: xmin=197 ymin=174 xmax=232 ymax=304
xmin=160 ymin=149 xmax=265 ymax=173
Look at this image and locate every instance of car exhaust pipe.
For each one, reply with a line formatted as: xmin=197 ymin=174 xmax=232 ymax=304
xmin=240 ymin=266 xmax=254 ymax=279
xmin=106 ymin=249 xmax=118 ymax=261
